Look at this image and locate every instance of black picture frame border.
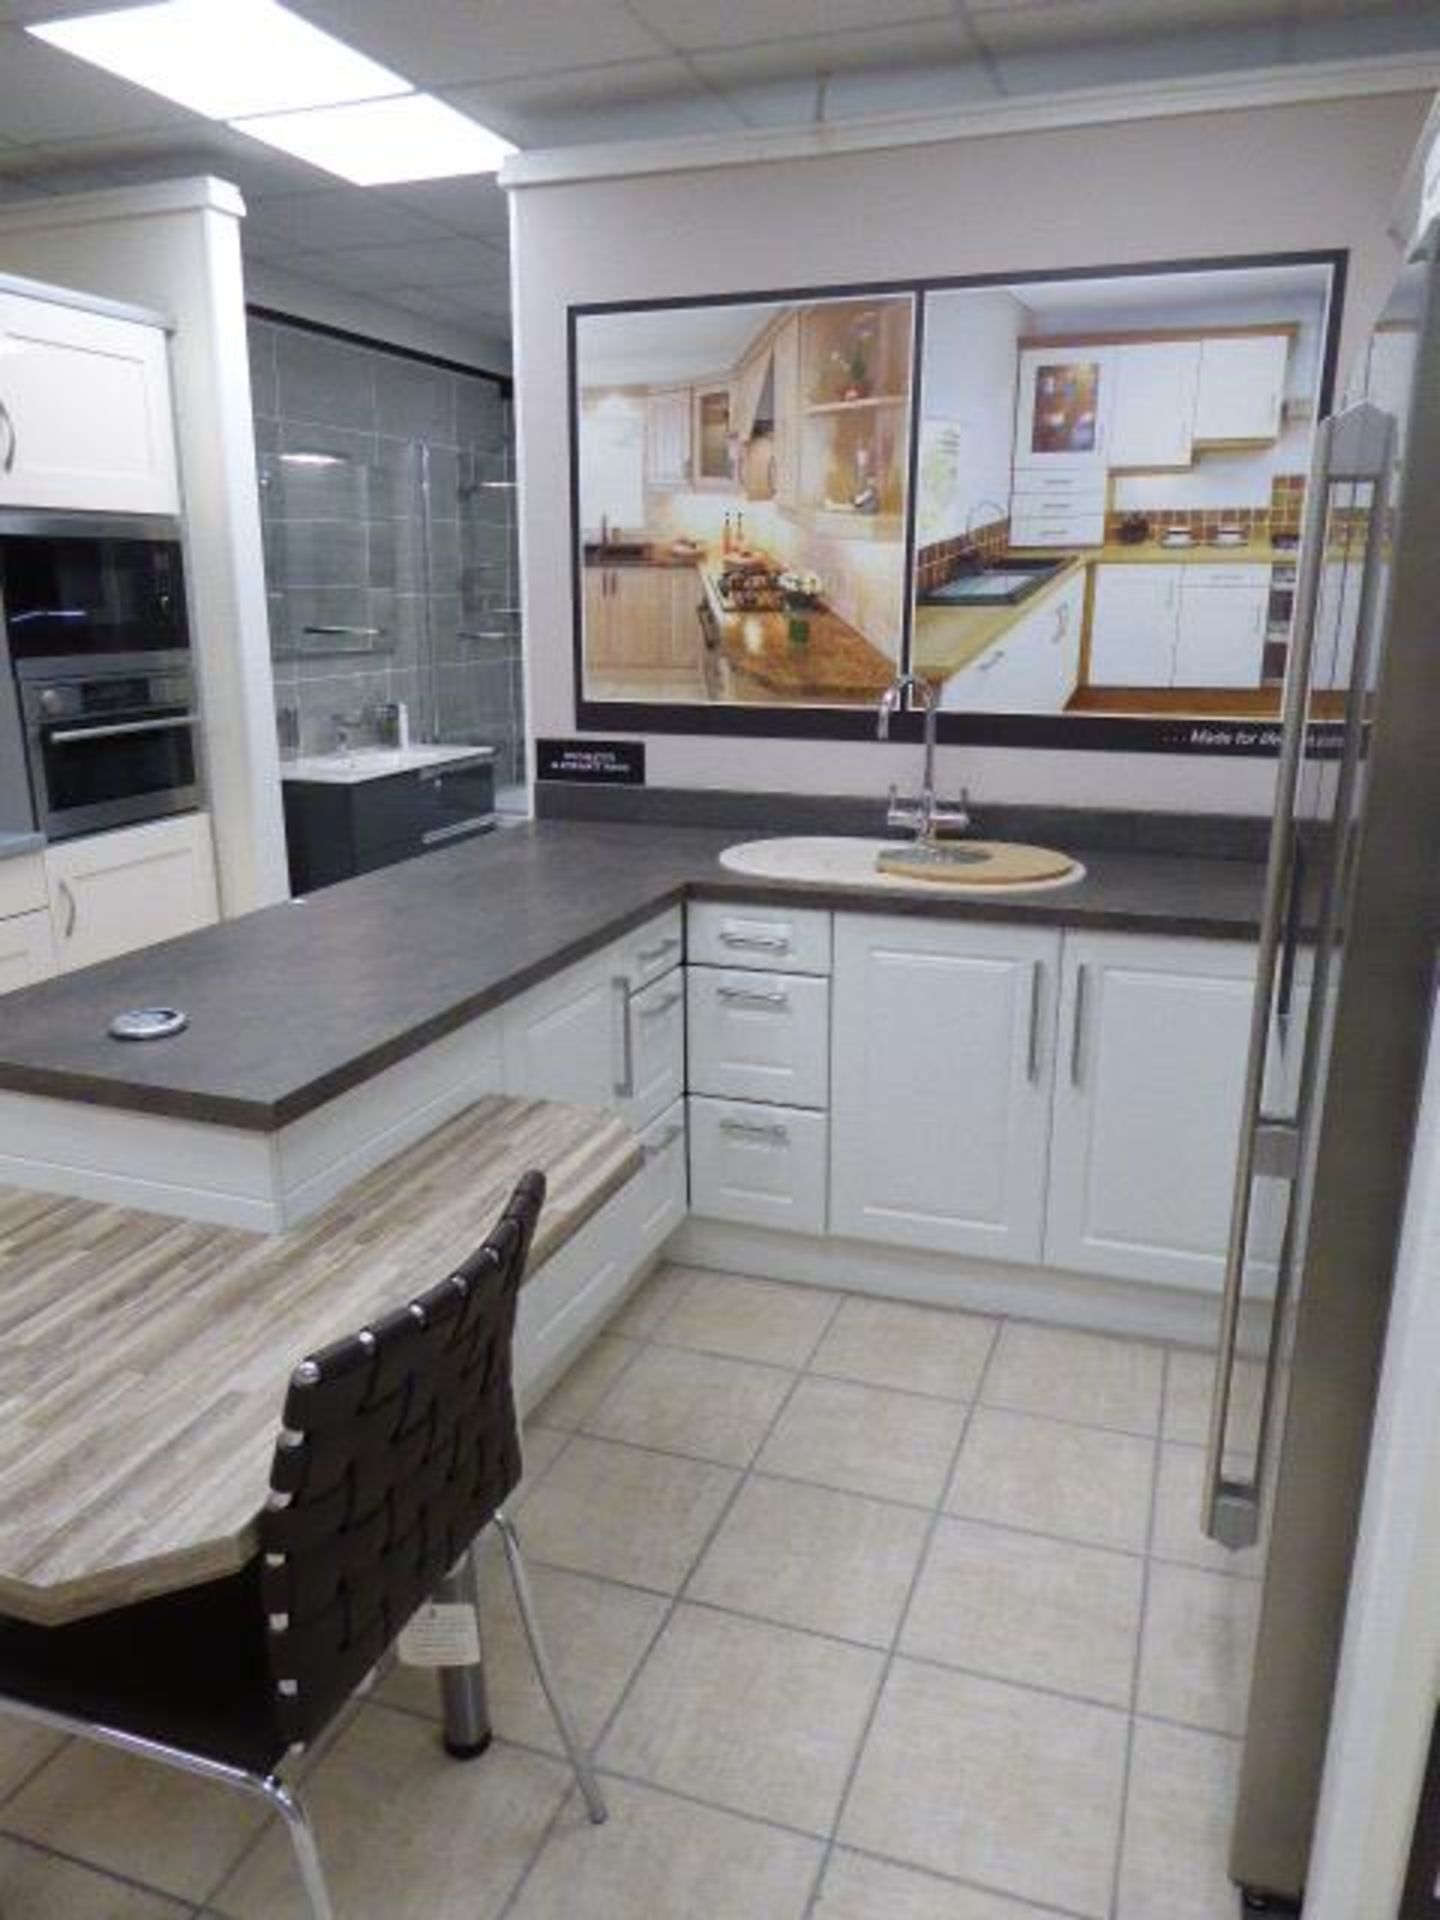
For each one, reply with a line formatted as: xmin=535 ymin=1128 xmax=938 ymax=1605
xmin=567 ymin=245 xmax=1348 ymax=751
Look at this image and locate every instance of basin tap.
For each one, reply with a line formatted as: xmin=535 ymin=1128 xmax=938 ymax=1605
xmin=877 ymin=672 xmax=970 ymax=844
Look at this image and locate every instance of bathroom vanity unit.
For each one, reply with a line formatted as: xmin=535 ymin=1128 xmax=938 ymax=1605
xmin=0 ymin=816 xmax=1275 ymax=1381
xmin=281 ymin=744 xmax=497 ymax=893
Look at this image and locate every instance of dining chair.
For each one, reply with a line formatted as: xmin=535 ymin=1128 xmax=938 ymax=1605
xmin=0 ymin=1169 xmax=605 ymax=1920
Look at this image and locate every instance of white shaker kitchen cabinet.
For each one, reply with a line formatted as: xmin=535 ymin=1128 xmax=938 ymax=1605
xmin=1088 ymin=564 xmax=1180 ymax=686
xmin=1108 ymin=340 xmax=1201 ymax=469
xmin=689 ymin=1095 xmax=828 ymax=1236
xmin=1192 ymin=333 xmax=1289 ymax=443
xmin=1173 ymin=570 xmax=1270 ymax=688
xmin=1013 ymin=347 xmax=1113 ymax=470
xmin=687 ymin=966 xmax=831 ymax=1109
xmin=830 ymin=915 xmax=1062 ymax=1263
xmin=625 ymin=970 xmax=686 ymax=1131
xmin=503 ymin=949 xmax=624 ymax=1113
xmin=1045 ymin=932 xmax=1258 ymax=1292
xmin=644 ymin=386 xmax=692 ymax=487
xmin=0 ymin=293 xmax=179 ymax=516
xmin=0 ymin=909 xmax=58 ymax=995
xmin=45 ymin=814 xmax=218 ymax=974
xmin=940 ymin=572 xmax=1083 ymax=716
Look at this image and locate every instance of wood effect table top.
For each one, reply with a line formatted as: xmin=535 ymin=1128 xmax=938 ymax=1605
xmin=0 ymin=1096 xmax=640 ymax=1626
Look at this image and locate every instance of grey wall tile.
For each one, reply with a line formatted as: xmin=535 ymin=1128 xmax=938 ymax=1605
xmin=275 ymin=327 xmax=376 ymax=431
xmin=375 ymin=357 xmax=456 ymax=444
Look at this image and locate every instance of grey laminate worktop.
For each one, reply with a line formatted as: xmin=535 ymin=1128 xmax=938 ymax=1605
xmin=0 ymin=820 xmax=1267 ymax=1130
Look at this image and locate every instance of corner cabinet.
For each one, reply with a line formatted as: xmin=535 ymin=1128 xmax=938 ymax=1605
xmin=1043 ymin=932 xmax=1260 ymax=1292
xmin=0 ymin=291 xmax=179 ymax=516
xmin=829 ymin=914 xmax=1062 ymax=1263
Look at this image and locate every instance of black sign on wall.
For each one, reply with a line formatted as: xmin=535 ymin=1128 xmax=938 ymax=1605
xmin=536 ymin=738 xmax=647 ymax=785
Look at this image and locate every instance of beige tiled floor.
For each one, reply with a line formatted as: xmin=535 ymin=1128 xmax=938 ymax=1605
xmin=0 ymin=1263 xmax=1257 ymax=1919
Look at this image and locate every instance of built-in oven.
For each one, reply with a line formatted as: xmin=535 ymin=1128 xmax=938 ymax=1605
xmin=19 ymin=660 xmax=199 ymax=841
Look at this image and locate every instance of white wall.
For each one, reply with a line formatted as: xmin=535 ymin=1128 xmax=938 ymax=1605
xmin=509 ymin=89 xmax=1428 ymax=814
xmin=244 ymin=258 xmax=511 ymax=377
xmin=0 ymin=178 xmax=288 ymax=915
xmin=918 ymin=288 xmax=1028 ymax=543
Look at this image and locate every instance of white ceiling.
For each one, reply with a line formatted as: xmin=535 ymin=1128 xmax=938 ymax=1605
xmin=0 ymin=0 xmax=1436 ymax=363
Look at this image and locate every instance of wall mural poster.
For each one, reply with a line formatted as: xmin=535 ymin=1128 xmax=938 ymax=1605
xmin=570 ymin=254 xmax=1343 ymax=745
xmin=574 ymin=293 xmax=916 ymax=709
xmin=909 ymin=259 xmax=1337 ymax=732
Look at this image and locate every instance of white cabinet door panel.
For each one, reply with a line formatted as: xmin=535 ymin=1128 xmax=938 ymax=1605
xmin=687 ymin=966 xmax=830 ymax=1108
xmin=0 ymin=908 xmax=57 ymax=996
xmin=633 ymin=1099 xmax=687 ymax=1258
xmin=1173 ymin=582 xmax=1268 ymax=689
xmin=830 ymin=915 xmax=1060 ymax=1263
xmin=0 ymin=294 xmax=178 ymax=515
xmin=45 ymin=814 xmax=217 ymax=974
xmin=1109 ymin=340 xmax=1200 ymax=469
xmin=502 ymin=952 xmax=620 ymax=1112
xmin=625 ymin=969 xmax=686 ymax=1131
xmin=1193 ymin=334 xmax=1288 ymax=443
xmin=1088 ymin=565 xmax=1179 ymax=686
xmin=1045 ymin=933 xmax=1262 ymax=1292
xmin=689 ymin=1096 xmax=827 ymax=1235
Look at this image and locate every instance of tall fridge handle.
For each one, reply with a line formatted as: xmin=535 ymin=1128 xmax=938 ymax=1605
xmin=1203 ymin=403 xmax=1397 ymax=1549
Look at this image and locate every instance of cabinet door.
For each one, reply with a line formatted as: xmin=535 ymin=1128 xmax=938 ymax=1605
xmin=1088 ymin=565 xmax=1179 ymax=686
xmin=1193 ymin=334 xmax=1288 ymax=443
xmin=692 ymin=383 xmax=736 ymax=488
xmin=0 ymin=294 xmax=178 ymax=515
xmin=608 ymin=568 xmax=674 ymax=668
xmin=1173 ymin=580 xmax=1268 ymax=688
xmin=1045 ymin=933 xmax=1259 ymax=1291
xmin=668 ymin=571 xmax=703 ymax=668
xmin=993 ymin=571 xmax=1085 ymax=714
xmin=502 ymin=951 xmax=622 ymax=1112
xmin=1109 ymin=341 xmax=1200 ymax=469
xmin=830 ymin=914 xmax=1062 ymax=1263
xmin=0 ymin=908 xmax=58 ymax=995
xmin=625 ymin=969 xmax=685 ymax=1132
xmin=1014 ymin=348 xmax=1112 ymax=470
xmin=772 ymin=316 xmax=802 ymax=510
xmin=45 ymin=814 xmax=218 ymax=974
xmin=644 ymin=388 xmax=691 ymax=487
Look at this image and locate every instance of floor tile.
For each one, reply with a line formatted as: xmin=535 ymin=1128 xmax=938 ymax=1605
xmin=509 ymin=1776 xmax=821 ymax=1920
xmin=1164 ymin=1347 xmax=1263 ymax=1445
xmin=606 ymin=1264 xmax=692 ymax=1340
xmin=809 ymin=1297 xmax=997 ymax=1401
xmin=982 ymin=1324 xmax=1164 ymax=1434
xmin=2 ymin=1738 xmax=266 ymax=1904
xmin=600 ymin=1604 xmax=883 ymax=1835
xmin=945 ymin=1406 xmax=1155 ymax=1553
xmin=583 ymin=1343 xmax=793 ymax=1468
xmin=212 ymin=1706 xmax=568 ymax=1920
xmin=0 ymin=1834 xmax=190 ymax=1918
xmin=902 ymin=1517 xmax=1143 ymax=1707
xmin=0 ymin=1721 xmax=65 ymax=1804
xmin=689 ymin=1474 xmax=930 ymax=1646
xmin=514 ymin=1435 xmax=738 ymax=1592
xmin=659 ymin=1271 xmax=839 ymax=1368
xmin=758 ymin=1375 xmax=966 ymax=1508
xmin=377 ymin=1550 xmax=666 ymax=1754
xmin=817 ymin=1848 xmax=1042 ymax=1918
xmin=1152 ymin=1444 xmax=1262 ymax=1577
xmin=1138 ymin=1562 xmax=1260 ymax=1736
xmin=1117 ymin=1719 xmax=1243 ymax=1920
xmin=513 ymin=1424 xmax=569 ymax=1508
xmin=841 ymin=1659 xmax=1128 ymax=1919
xmin=527 ymin=1335 xmax=642 ymax=1431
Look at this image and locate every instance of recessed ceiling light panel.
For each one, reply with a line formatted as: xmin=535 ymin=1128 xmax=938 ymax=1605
xmin=233 ymin=93 xmax=516 ymax=185
xmin=29 ymin=0 xmax=410 ymax=122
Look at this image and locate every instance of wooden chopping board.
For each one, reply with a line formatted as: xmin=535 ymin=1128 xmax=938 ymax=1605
xmin=875 ymin=840 xmax=1078 ymax=886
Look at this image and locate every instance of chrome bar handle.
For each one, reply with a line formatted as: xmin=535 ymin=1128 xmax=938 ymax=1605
xmin=719 ymin=929 xmax=791 ymax=953
xmin=421 ymin=815 xmax=494 ymax=847
xmin=717 ymin=984 xmax=789 ymax=1008
xmin=641 ymin=1123 xmax=685 ymax=1162
xmin=57 ymin=879 xmax=76 ymax=941
xmin=637 ymin=936 xmax=682 ymax=966
xmin=720 ymin=1117 xmax=789 ymax=1144
xmin=637 ymin=989 xmax=683 ymax=1018
xmin=1203 ymin=403 xmax=1394 ymax=1549
xmin=1026 ymin=961 xmax=1044 ymax=1084
xmin=0 ymin=400 xmax=15 ymax=475
xmin=1069 ymin=964 xmax=1089 ymax=1087
xmin=611 ymin=976 xmax=634 ymax=1100
xmin=49 ymin=715 xmax=196 ymax=744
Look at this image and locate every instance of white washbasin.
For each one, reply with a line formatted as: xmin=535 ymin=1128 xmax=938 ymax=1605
xmin=718 ymin=835 xmax=1086 ymax=894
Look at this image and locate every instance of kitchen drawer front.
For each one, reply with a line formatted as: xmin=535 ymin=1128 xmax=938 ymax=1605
xmin=1011 ymin=508 xmax=1105 ymax=547
xmin=688 ymin=900 xmax=831 ymax=975
xmin=689 ymin=1096 xmax=827 ymax=1235
xmin=350 ymin=758 xmax=495 ymax=859
xmin=1010 ymin=473 xmax=1108 ymax=506
xmin=632 ymin=1098 xmax=688 ymax=1259
xmin=687 ymin=966 xmax=830 ymax=1109
xmin=1179 ymin=563 xmax=1272 ymax=591
xmin=0 ymin=853 xmax=46 ymax=923
xmin=623 ymin=969 xmax=686 ymax=1130
xmin=615 ymin=906 xmax=684 ymax=989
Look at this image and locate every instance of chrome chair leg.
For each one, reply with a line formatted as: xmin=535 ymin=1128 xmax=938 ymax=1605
xmin=492 ymin=1511 xmax=608 ymax=1825
xmin=255 ymin=1773 xmax=336 ymax=1920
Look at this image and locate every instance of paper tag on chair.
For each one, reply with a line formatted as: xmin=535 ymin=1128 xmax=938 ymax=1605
xmin=397 ymin=1603 xmax=482 ymax=1667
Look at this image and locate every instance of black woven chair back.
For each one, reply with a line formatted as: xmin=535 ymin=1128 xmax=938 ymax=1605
xmin=258 ymin=1171 xmax=545 ymax=1747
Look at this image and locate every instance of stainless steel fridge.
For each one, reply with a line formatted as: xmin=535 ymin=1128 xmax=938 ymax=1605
xmin=1204 ymin=219 xmax=1440 ymax=1908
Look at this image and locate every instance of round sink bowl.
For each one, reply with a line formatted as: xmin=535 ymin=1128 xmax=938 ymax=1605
xmin=718 ymin=836 xmax=1085 ymax=894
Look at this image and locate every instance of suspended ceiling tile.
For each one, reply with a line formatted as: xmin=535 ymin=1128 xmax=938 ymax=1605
xmin=286 ymin=0 xmax=663 ymax=86
xmin=280 ymin=235 xmax=510 ymax=293
xmin=444 ymin=61 xmax=744 ymax=147
xmin=967 ymin=0 xmax=1289 ymax=53
xmin=378 ymin=178 xmax=511 ymax=243
xmin=0 ymin=24 xmax=204 ymax=143
xmin=689 ymin=19 xmax=970 ymax=88
xmin=627 ymin=0 xmax=954 ymax=53
xmin=241 ymin=186 xmax=456 ymax=253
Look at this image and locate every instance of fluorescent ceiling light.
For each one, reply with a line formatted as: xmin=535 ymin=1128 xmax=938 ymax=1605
xmin=233 ymin=93 xmax=516 ymax=185
xmin=29 ymin=0 xmax=409 ymax=122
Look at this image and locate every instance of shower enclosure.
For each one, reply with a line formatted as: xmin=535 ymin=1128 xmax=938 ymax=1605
xmin=251 ymin=316 xmax=524 ymax=794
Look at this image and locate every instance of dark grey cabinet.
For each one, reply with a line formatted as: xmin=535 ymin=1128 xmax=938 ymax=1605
xmin=283 ymin=753 xmax=496 ymax=894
